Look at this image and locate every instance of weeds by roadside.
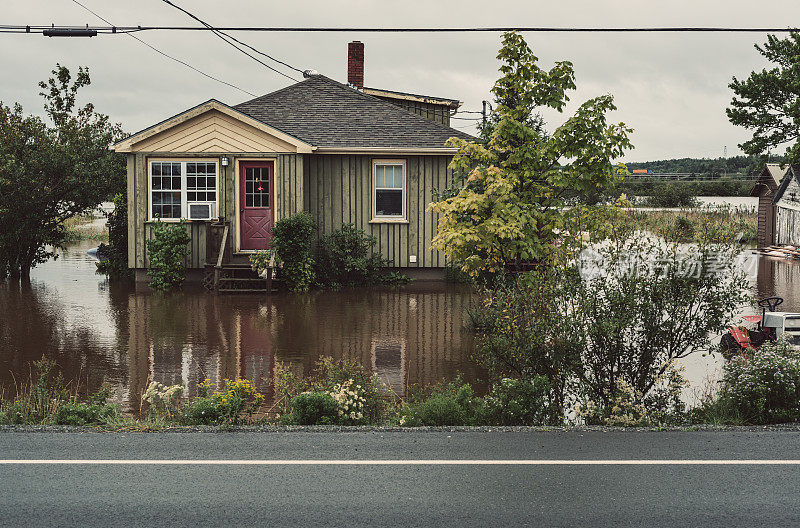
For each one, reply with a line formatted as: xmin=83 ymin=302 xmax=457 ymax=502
xmin=4 ymin=346 xmax=799 ymax=430
xmin=0 ymin=357 xmax=119 ymax=426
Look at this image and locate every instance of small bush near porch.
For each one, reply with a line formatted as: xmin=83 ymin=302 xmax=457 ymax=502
xmin=146 ymin=220 xmax=191 ymax=290
xmin=259 ymin=213 xmax=409 ymax=292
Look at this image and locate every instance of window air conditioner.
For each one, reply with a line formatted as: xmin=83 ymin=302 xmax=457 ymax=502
xmin=188 ymin=202 xmax=216 ymax=220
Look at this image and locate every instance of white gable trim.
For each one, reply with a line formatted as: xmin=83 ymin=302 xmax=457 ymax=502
xmin=113 ymin=100 xmax=314 ymax=153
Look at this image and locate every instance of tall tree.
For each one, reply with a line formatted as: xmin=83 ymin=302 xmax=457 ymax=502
xmin=430 ymin=32 xmax=633 ymax=275
xmin=728 ymin=30 xmax=800 ymax=161
xmin=0 ymin=64 xmax=125 ymax=279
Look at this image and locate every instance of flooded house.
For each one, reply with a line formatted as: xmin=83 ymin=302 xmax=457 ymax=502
xmin=772 ymin=165 xmax=800 ymax=246
xmin=751 ymin=163 xmax=789 ymax=248
xmin=113 ymin=41 xmax=473 ymax=287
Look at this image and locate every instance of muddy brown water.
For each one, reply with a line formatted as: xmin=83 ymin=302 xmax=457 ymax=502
xmin=0 ymin=236 xmax=796 ymax=412
xmin=0 ymin=240 xmax=481 ymax=412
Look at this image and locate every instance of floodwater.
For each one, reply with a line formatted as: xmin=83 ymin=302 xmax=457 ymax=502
xmin=696 ymin=196 xmax=758 ymax=211
xmin=0 ymin=196 xmax=793 ymax=411
xmin=0 ymin=239 xmax=480 ymax=412
xmin=674 ymin=249 xmax=800 ymax=402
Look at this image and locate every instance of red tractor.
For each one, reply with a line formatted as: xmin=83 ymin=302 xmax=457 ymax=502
xmin=720 ymin=297 xmax=800 ymax=358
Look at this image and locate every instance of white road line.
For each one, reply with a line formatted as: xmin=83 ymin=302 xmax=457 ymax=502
xmin=1 ymin=459 xmax=800 ymax=465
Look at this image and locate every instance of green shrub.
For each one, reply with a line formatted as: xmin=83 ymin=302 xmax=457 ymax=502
xmin=314 ymin=224 xmax=391 ymax=288
xmin=271 ymin=213 xmax=316 ymax=292
xmin=644 ymin=182 xmax=698 ymax=208
xmin=672 ymin=215 xmax=695 ymax=241
xmin=249 ymin=248 xmax=278 ymax=276
xmin=96 ymin=192 xmax=131 ymax=279
xmin=313 ymin=357 xmax=389 ymax=424
xmin=577 ymin=364 xmax=687 ymax=427
xmin=146 ymin=220 xmax=190 ymax=290
xmin=444 ymin=260 xmax=474 ymax=284
xmin=478 ymin=376 xmax=555 ymax=426
xmin=400 ymin=383 xmax=479 ymax=426
xmin=720 ymin=336 xmax=800 ymax=424
xmin=0 ymin=399 xmax=38 ymax=425
xmin=53 ymin=402 xmax=118 ymax=425
xmin=182 ymin=397 xmax=223 ymax=425
xmin=181 ymin=378 xmax=264 ymax=425
xmin=287 ymin=392 xmax=340 ymax=425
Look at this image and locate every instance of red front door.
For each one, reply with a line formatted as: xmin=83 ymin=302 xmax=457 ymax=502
xmin=240 ymin=161 xmax=274 ymax=250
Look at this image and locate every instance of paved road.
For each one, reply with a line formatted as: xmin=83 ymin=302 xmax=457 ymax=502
xmin=1 ymin=429 xmax=800 ymax=527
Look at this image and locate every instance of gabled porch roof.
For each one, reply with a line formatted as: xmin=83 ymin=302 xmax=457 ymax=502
xmin=113 ymin=99 xmax=315 ymax=153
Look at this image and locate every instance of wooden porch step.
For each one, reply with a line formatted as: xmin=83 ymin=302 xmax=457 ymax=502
xmin=218 ymin=288 xmax=276 ymax=293
xmin=219 ymin=263 xmax=254 ymax=268
xmin=203 ymin=246 xmax=277 ymax=293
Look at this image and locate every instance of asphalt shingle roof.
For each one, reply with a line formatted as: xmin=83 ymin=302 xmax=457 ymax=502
xmin=233 ymin=75 xmax=475 ymax=149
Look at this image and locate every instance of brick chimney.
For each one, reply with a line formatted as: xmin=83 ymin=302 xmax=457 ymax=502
xmin=347 ymin=41 xmax=364 ymax=89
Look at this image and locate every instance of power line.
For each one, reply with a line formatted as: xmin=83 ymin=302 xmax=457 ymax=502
xmin=161 ymin=0 xmax=302 ymax=74
xmin=1 ymin=24 xmax=798 ymax=33
xmin=159 ymin=0 xmax=302 ymax=83
xmin=68 ymin=0 xmax=256 ymax=97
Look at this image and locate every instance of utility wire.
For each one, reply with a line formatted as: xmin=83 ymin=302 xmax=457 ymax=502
xmin=68 ymin=0 xmax=256 ymax=97
xmin=2 ymin=24 xmax=798 ymax=33
xmin=161 ymin=0 xmax=302 ymax=74
xmin=159 ymin=0 xmax=302 ymax=83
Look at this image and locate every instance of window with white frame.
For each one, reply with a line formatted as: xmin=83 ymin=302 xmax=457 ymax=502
xmin=373 ymin=160 xmax=406 ymax=220
xmin=150 ymin=160 xmax=218 ymax=220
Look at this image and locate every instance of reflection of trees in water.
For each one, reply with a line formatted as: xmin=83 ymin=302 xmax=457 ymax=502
xmin=0 ymin=280 xmax=125 ymax=398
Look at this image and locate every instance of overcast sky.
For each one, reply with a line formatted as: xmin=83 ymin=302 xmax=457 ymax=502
xmin=3 ymin=0 xmax=798 ymax=161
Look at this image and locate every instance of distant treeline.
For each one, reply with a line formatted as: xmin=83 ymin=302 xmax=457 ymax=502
xmin=625 ymin=154 xmax=786 ymax=177
xmin=620 ymin=179 xmax=752 ymax=199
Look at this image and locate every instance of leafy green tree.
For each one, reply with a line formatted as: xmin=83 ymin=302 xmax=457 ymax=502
xmin=430 ymin=32 xmax=633 ymax=275
xmin=0 ymin=64 xmax=124 ymax=279
xmin=728 ymin=30 xmax=800 ymax=161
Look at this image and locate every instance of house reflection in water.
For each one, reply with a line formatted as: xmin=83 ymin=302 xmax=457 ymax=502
xmin=123 ymin=283 xmax=478 ymax=411
xmin=755 ymin=255 xmax=800 ymax=310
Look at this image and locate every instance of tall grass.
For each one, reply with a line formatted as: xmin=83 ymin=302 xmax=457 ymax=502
xmin=625 ymin=206 xmax=757 ymax=244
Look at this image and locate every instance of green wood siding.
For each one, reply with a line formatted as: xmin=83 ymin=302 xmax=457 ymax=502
xmin=304 ymin=154 xmax=451 ymax=268
xmin=127 ymin=152 xmax=302 ymax=269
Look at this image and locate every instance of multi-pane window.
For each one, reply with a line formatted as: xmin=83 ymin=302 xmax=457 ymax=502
xmin=151 ymin=162 xmax=182 ymax=219
xmin=186 ymin=162 xmax=217 ymax=203
xmin=149 ymin=160 xmax=218 ymax=220
xmin=244 ymin=166 xmax=270 ymax=208
xmin=373 ymin=161 xmax=405 ymax=219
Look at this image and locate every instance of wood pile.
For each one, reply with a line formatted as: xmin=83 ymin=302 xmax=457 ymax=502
xmin=757 ymin=245 xmax=800 ymax=259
